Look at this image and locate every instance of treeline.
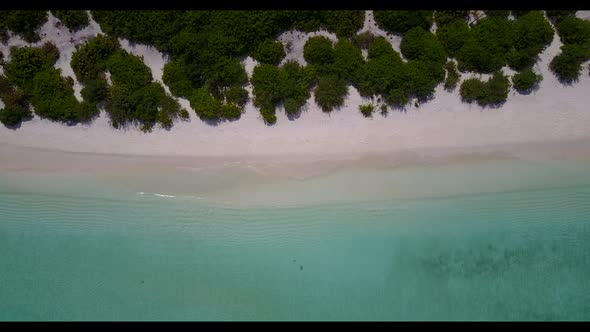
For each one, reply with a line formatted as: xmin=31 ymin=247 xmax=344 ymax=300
xmin=1 ymin=10 xmax=588 ymax=128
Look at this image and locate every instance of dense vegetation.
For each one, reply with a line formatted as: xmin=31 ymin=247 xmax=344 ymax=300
xmin=52 ymin=11 xmax=90 ymax=32
xmin=2 ymin=43 xmax=92 ymax=125
xmin=512 ymin=69 xmax=542 ymax=93
xmin=444 ymin=61 xmax=460 ymax=91
xmin=0 ymin=10 xmax=48 ymax=43
xmin=0 ymin=75 xmax=32 ymax=127
xmin=374 ymin=11 xmax=433 ymax=35
xmin=359 ymin=103 xmax=374 ymax=117
xmin=0 ymin=10 xmax=588 ymax=130
xmin=460 ymin=72 xmax=511 ymax=106
xmin=550 ymin=16 xmax=590 ymax=83
xmin=70 ymin=34 xmax=183 ymax=131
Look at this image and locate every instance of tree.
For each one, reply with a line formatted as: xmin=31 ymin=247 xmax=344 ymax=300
xmin=545 ymin=11 xmax=576 ymax=25
xmin=400 ymin=27 xmax=446 ymax=64
xmin=359 ymin=103 xmax=374 ymax=117
xmin=162 ymin=60 xmax=193 ymax=98
xmin=252 ymin=39 xmax=286 ymax=65
xmin=303 ymin=36 xmax=335 ymax=66
xmin=512 ymin=69 xmax=542 ymax=93
xmin=436 ymin=19 xmax=470 ymax=57
xmin=52 ymin=10 xmax=89 ymax=32
xmin=189 ymin=86 xmax=223 ymax=121
xmin=2 ymin=10 xmax=48 ymax=43
xmin=314 ymin=75 xmax=348 ymax=112
xmin=332 ymin=39 xmax=364 ymax=83
xmin=507 ymin=11 xmax=554 ymax=71
xmin=460 ymin=71 xmax=510 ymax=106
xmin=71 ymin=35 xmax=120 ymax=84
xmin=550 ymin=43 xmax=590 ymax=83
xmin=374 ymin=11 xmax=433 ymax=34
xmin=444 ymin=61 xmax=460 ymax=91
xmin=351 ymin=31 xmax=376 ymax=50
xmin=555 ymin=17 xmax=590 ymax=45
xmin=434 ymin=11 xmax=468 ymax=28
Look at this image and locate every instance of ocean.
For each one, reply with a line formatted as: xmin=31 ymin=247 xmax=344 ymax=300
xmin=0 ymin=156 xmax=589 ymax=320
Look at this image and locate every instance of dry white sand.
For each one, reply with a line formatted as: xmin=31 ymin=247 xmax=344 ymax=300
xmin=1 ymin=11 xmax=590 ymax=164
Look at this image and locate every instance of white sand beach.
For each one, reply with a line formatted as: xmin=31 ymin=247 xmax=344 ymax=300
xmin=1 ymin=11 xmax=590 ymax=165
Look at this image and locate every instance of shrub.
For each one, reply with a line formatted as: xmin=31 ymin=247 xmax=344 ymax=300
xmin=106 ymin=50 xmax=153 ymax=90
xmin=0 ymin=76 xmax=31 ymax=127
xmin=367 ymin=36 xmax=397 ymax=60
xmin=332 ymin=39 xmax=364 ymax=83
xmin=303 ymin=36 xmax=334 ymax=66
xmin=225 ymin=86 xmax=249 ymax=107
xmin=2 ymin=10 xmax=48 ymax=43
xmin=545 ymin=11 xmax=576 ymax=24
xmin=357 ymin=48 xmax=405 ymax=98
xmin=179 ymin=108 xmax=190 ymax=121
xmin=260 ymin=108 xmax=277 ymax=125
xmin=359 ymin=103 xmax=374 ymax=117
xmin=400 ymin=27 xmax=446 ymax=64
xmin=80 ymin=78 xmax=109 ymax=105
xmin=189 ymin=86 xmax=223 ymax=121
xmin=314 ymin=75 xmax=348 ymax=112
xmin=460 ymin=71 xmax=510 ymax=106
xmin=444 ymin=61 xmax=460 ymax=90
xmin=252 ymin=39 xmax=286 ymax=65
xmin=507 ymin=11 xmax=554 ymax=71
xmin=436 ymin=19 xmax=470 ymax=57
xmin=52 ymin=10 xmax=89 ymax=32
xmin=71 ymin=35 xmax=120 ymax=84
xmin=460 ymin=77 xmax=486 ymax=103
xmin=204 ymin=57 xmax=248 ymax=96
xmin=405 ymin=60 xmax=443 ymax=101
xmin=555 ymin=17 xmax=590 ymax=45
xmin=162 ymin=60 xmax=193 ymax=98
xmin=4 ymin=45 xmax=59 ymax=88
xmin=512 ymin=69 xmax=542 ymax=92
xmin=352 ymin=31 xmax=376 ymax=50
xmin=251 ymin=64 xmax=282 ymax=111
xmin=549 ymin=43 xmax=590 ymax=83
xmin=374 ymin=11 xmax=433 ymax=34
xmin=380 ymin=104 xmax=387 ymax=114
xmin=28 ymin=68 xmax=82 ymax=123
xmin=434 ymin=11 xmax=468 ymax=27
xmin=220 ymin=103 xmax=242 ymax=120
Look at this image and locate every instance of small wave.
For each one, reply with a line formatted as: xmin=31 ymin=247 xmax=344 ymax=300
xmin=154 ymin=194 xmax=175 ymax=198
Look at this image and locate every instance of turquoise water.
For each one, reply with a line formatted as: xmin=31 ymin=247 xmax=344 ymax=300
xmin=1 ymin=160 xmax=590 ymax=320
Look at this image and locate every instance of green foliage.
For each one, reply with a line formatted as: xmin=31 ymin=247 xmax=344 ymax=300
xmin=456 ymin=17 xmax=514 ymax=73
xmin=555 ymin=17 xmax=590 ymax=45
xmin=506 ymin=11 xmax=554 ymax=71
xmin=162 ymin=60 xmax=193 ymax=99
xmin=188 ymin=86 xmax=223 ymax=121
xmin=287 ymin=11 xmax=364 ymax=38
xmin=179 ymin=108 xmax=190 ymax=121
xmin=252 ymin=39 xmax=285 ymax=65
xmin=303 ymin=36 xmax=335 ymax=67
xmin=260 ymin=108 xmax=277 ymax=125
xmin=0 ymin=76 xmax=32 ymax=127
xmin=511 ymin=11 xmax=531 ymax=19
xmin=4 ymin=44 xmax=59 ymax=89
xmin=405 ymin=60 xmax=443 ymax=101
xmin=225 ymin=86 xmax=249 ymax=107
xmin=351 ymin=31 xmax=376 ymax=50
xmin=511 ymin=69 xmax=542 ymax=92
xmin=1 ymin=10 xmax=48 ymax=43
xmin=400 ymin=27 xmax=446 ymax=64
xmin=357 ymin=45 xmax=405 ymax=99
xmin=367 ymin=36 xmax=397 ymax=60
xmin=71 ymin=35 xmax=120 ymax=84
xmin=204 ymin=57 xmax=248 ymax=97
xmin=550 ymin=43 xmax=590 ymax=83
xmin=460 ymin=71 xmax=510 ymax=106
xmin=486 ymin=11 xmax=510 ymax=19
xmin=436 ymin=20 xmax=470 ymax=58
xmin=52 ymin=10 xmax=89 ymax=32
xmin=106 ymin=50 xmax=153 ymax=90
xmin=29 ymin=68 xmax=83 ymax=122
xmin=359 ymin=103 xmax=374 ymax=117
xmin=219 ymin=103 xmax=242 ymax=120
xmin=444 ymin=61 xmax=460 ymax=90
xmin=332 ymin=39 xmax=365 ymax=83
xmin=251 ymin=61 xmax=313 ymax=120
xmin=374 ymin=11 xmax=433 ymax=35
xmin=314 ymin=75 xmax=348 ymax=112
xmin=434 ymin=11 xmax=468 ymax=27
xmin=545 ymin=11 xmax=576 ymax=24
xmin=80 ymin=78 xmax=108 ymax=106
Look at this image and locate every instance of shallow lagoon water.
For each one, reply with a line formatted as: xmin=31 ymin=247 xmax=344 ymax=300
xmin=0 ymin=157 xmax=589 ymax=320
